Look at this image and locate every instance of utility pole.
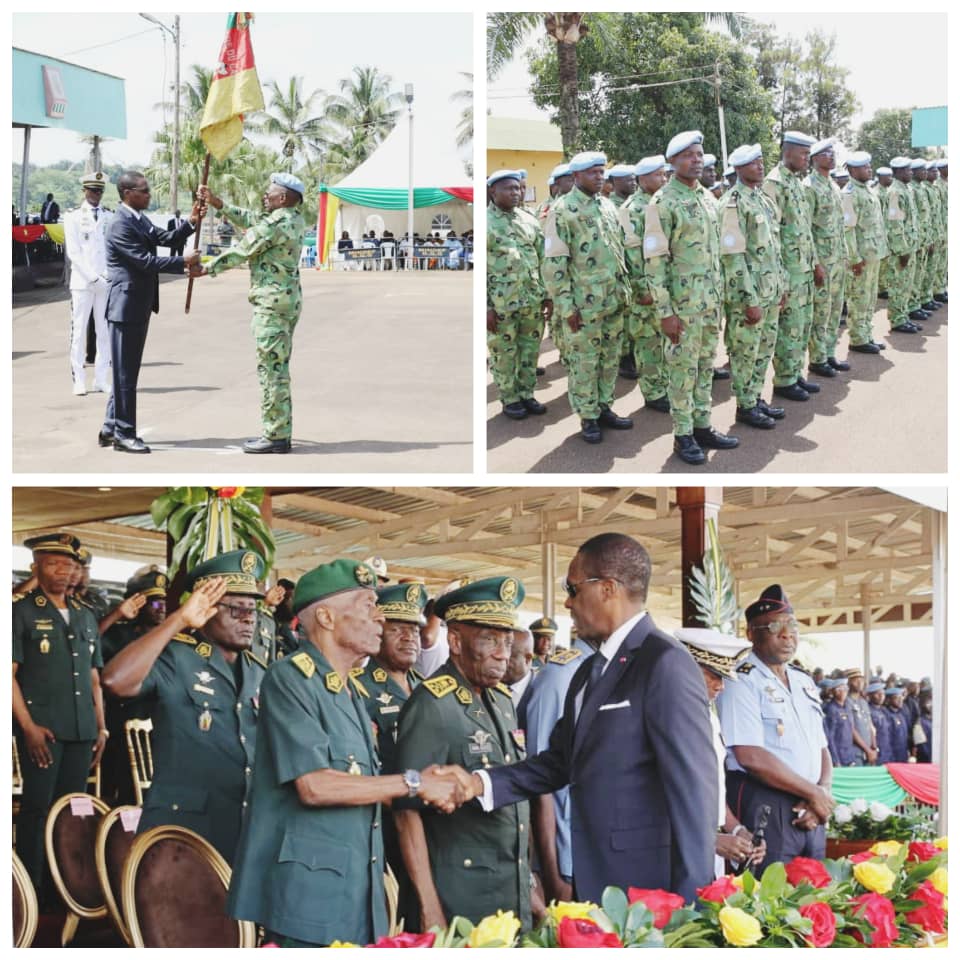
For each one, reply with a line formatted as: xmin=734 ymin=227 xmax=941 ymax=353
xmin=712 ymin=60 xmax=728 ymax=171
xmin=140 ymin=14 xmax=180 ymax=209
xmin=405 ymin=83 xmax=414 ymax=271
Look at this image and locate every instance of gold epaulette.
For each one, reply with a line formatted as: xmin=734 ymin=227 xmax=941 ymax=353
xmin=423 ymin=675 xmax=457 ymax=699
xmin=350 ymin=674 xmax=370 ymax=698
xmin=548 ymin=648 xmax=583 ymax=666
xmin=244 ymin=648 xmax=267 ymax=670
xmin=291 ymin=652 xmax=315 ymax=678
xmin=737 ymin=661 xmax=755 ymax=675
xmin=349 ymin=666 xmax=365 ymax=678
xmin=12 ymin=592 xmax=24 ymax=603
xmin=493 ymin=682 xmax=513 ymax=697
xmin=172 ymin=633 xmax=197 ymax=646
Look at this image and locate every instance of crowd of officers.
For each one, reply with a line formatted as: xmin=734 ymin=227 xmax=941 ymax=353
xmin=487 ymin=131 xmax=948 ymax=462
xmin=816 ymin=668 xmax=935 ymax=767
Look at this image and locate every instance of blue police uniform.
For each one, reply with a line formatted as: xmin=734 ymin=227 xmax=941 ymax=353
xmin=916 ymin=714 xmax=933 ymax=763
xmin=847 ymin=694 xmax=874 ymax=765
xmin=885 ymin=705 xmax=910 ymax=762
xmin=717 ymin=650 xmax=829 ymax=869
xmin=870 ymin=703 xmax=891 ymax=762
xmin=824 ymin=698 xmax=857 ymax=766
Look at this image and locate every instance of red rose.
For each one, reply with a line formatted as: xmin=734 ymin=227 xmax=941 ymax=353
xmin=908 ymin=842 xmax=940 ymax=863
xmin=785 ymin=856 xmax=832 ymax=889
xmin=849 ymin=850 xmax=876 ymax=864
xmin=369 ymin=932 xmax=437 ymax=948
xmin=697 ymin=875 xmax=739 ymax=903
xmin=216 ymin=486 xmax=238 ymax=498
xmin=851 ymin=892 xmax=899 ymax=948
xmin=799 ymin=901 xmax=837 ymax=947
xmin=627 ymin=887 xmax=685 ymax=929
xmin=556 ymin=917 xmax=623 ymax=948
xmin=905 ymin=880 xmax=947 ymax=934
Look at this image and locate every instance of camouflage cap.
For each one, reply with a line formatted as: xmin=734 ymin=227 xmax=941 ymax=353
xmin=376 ymin=582 xmax=428 ymax=624
xmin=293 ymin=559 xmax=378 ymax=614
xmin=435 ymin=576 xmax=525 ymax=629
xmin=187 ymin=550 xmax=265 ymax=597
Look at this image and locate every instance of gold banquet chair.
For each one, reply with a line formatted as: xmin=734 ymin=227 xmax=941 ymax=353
xmin=44 ymin=792 xmax=112 ymax=945
xmin=124 ymin=717 xmax=154 ymax=806
xmin=385 ymin=863 xmax=401 ymax=935
xmin=121 ymin=825 xmax=257 ymax=947
xmin=12 ymin=850 xmax=39 ymax=948
xmin=13 ymin=737 xmax=24 ymax=837
xmin=94 ymin=805 xmax=143 ymax=946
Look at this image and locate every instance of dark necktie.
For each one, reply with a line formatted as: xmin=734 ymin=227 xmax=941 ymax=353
xmin=93 ymin=208 xmax=99 ymax=221
xmin=583 ymin=651 xmax=605 ymax=700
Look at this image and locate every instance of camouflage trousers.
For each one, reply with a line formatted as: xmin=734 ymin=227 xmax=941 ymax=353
xmin=846 ymin=259 xmax=881 ymax=346
xmin=626 ymin=304 xmax=666 ymax=401
xmin=773 ymin=274 xmax=814 ymax=386
xmin=886 ymin=254 xmax=916 ymax=328
xmin=922 ymin=243 xmax=940 ymax=301
xmin=725 ymin=301 xmax=780 ymax=409
xmin=878 ymin=256 xmax=893 ymax=296
xmin=565 ymin=307 xmax=625 ymax=419
xmin=809 ymin=259 xmax=846 ymax=364
xmin=253 ymin=308 xmax=299 ymax=440
xmin=910 ymin=246 xmax=929 ymax=309
xmin=549 ymin=312 xmax=569 ymax=366
xmin=935 ymin=238 xmax=948 ymax=293
xmin=487 ymin=306 xmax=545 ymax=404
xmin=663 ymin=307 xmax=720 ymax=436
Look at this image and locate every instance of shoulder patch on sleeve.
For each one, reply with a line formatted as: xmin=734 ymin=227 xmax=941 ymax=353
xmin=642 ymin=202 xmax=670 ymax=259
xmin=244 ymin=648 xmax=267 ymax=670
xmin=542 ymin=207 xmax=570 ymax=258
xmin=172 ymin=632 xmax=197 ymax=646
xmin=720 ymin=200 xmax=747 ymax=255
xmin=423 ymin=675 xmax=458 ymax=698
xmin=291 ymin=651 xmax=316 ymax=678
xmin=350 ymin=674 xmax=370 ymax=698
xmin=618 ymin=202 xmax=643 ymax=249
xmin=737 ymin=661 xmax=755 ymax=675
xmin=548 ymin=648 xmax=583 ymax=665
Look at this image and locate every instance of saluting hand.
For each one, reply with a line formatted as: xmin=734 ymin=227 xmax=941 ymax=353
xmin=181 ymin=577 xmax=229 ymax=629
xmin=264 ymin=584 xmax=286 ymax=607
xmin=118 ymin=592 xmax=146 ymax=621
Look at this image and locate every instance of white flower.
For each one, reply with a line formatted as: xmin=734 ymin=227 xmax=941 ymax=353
xmin=833 ymin=804 xmax=853 ymax=825
xmin=850 ymin=798 xmax=868 ymax=815
xmin=869 ymin=801 xmax=892 ymax=822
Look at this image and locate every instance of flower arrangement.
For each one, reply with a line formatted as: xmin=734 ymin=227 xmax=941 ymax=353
xmin=830 ymin=798 xmax=939 ymax=842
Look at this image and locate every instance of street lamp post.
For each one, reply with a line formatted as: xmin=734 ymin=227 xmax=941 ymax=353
xmin=405 ymin=83 xmax=414 ymax=271
xmin=141 ymin=14 xmax=180 ymax=209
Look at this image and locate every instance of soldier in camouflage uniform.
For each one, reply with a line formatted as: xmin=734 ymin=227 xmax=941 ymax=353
xmin=619 ymin=155 xmax=670 ymax=412
xmin=645 ymin=131 xmax=739 ymax=465
xmin=932 ymin=160 xmax=948 ymax=302
xmin=719 ymin=144 xmax=787 ymax=430
xmin=844 ymin=152 xmax=889 ymax=354
xmin=487 ymin=169 xmax=551 ymax=420
xmin=534 ymin=164 xmax=574 ymax=366
xmin=606 ymin=164 xmax=637 ymax=209
xmin=919 ymin=163 xmax=944 ymax=312
xmin=542 ymin=151 xmax=633 ymax=444
xmin=198 ymin=173 xmax=307 ymax=454
xmin=804 ymin=139 xmax=850 ymax=378
xmin=908 ymin=159 xmax=937 ymax=322
xmin=884 ymin=158 xmax=921 ymax=333
xmin=763 ymin=131 xmax=823 ymax=403
xmin=874 ymin=166 xmax=894 ymax=300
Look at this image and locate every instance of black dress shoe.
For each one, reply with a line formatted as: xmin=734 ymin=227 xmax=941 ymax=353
xmin=923 ymin=300 xmax=940 ymax=311
xmin=536 ymin=366 xmax=546 ymax=376
xmin=758 ymin=399 xmax=786 ymax=420
xmin=736 ymin=405 xmax=776 ymax=429
xmin=243 ymin=436 xmax=291 ymax=454
xmin=797 ymin=377 xmax=820 ymax=394
xmin=645 ymin=395 xmax=670 ymax=413
xmin=712 ymin=367 xmax=731 ymax=380
xmin=808 ymin=362 xmax=837 ymax=378
xmin=849 ymin=342 xmax=881 ymax=354
xmin=503 ymin=402 xmax=528 ymax=420
xmin=598 ymin=405 xmax=633 ymax=429
xmin=98 ymin=430 xmax=114 ymax=447
xmin=618 ymin=355 xmax=638 ymax=379
xmin=878 ymin=290 xmax=889 ymax=299
xmin=113 ymin=436 xmax=150 ymax=454
xmin=581 ymin=419 xmax=602 ymax=444
xmin=872 ymin=341 xmax=887 ymax=350
xmin=909 ymin=309 xmax=930 ymax=321
xmin=521 ymin=397 xmax=547 ymax=415
xmin=674 ymin=434 xmax=705 ymax=464
xmin=772 ymin=383 xmax=810 ymax=402
xmin=693 ymin=426 xmax=740 ymax=449
xmin=891 ymin=323 xmax=919 ymax=333
xmin=934 ymin=292 xmax=948 ymax=303
xmin=828 ymin=357 xmax=851 ymax=371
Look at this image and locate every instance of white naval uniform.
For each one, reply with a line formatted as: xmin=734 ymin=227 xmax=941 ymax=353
xmin=64 ymin=201 xmax=112 ymax=392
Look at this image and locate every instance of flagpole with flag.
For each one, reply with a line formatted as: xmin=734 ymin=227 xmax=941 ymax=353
xmin=186 ymin=12 xmax=265 ymax=313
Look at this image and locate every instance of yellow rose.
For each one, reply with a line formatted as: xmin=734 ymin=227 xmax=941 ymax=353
xmin=730 ymin=874 xmax=745 ymax=890
xmin=718 ymin=906 xmax=763 ymax=947
xmin=546 ymin=900 xmax=599 ymax=923
xmin=870 ymin=840 xmax=902 ymax=857
xmin=328 ymin=941 xmax=358 ymax=948
xmin=854 ymin=861 xmax=896 ymax=894
xmin=469 ymin=909 xmax=521 ymax=948
xmin=930 ymin=867 xmax=948 ymax=896
xmin=934 ymin=837 xmax=948 ymax=851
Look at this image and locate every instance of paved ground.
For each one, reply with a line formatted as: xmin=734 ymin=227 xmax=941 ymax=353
xmin=487 ymin=302 xmax=947 ymax=474
xmin=14 ymin=269 xmax=472 ymax=473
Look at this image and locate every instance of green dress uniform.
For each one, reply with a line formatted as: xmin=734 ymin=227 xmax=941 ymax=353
xmin=844 ymin=177 xmax=889 ymax=347
xmin=357 ymin=661 xmax=423 ymax=773
xmin=226 ymin=645 xmax=388 ymax=945
xmin=487 ymin=198 xmax=548 ymax=405
xmin=394 ymin=660 xmax=531 ymax=929
xmin=205 ymin=202 xmax=306 ymax=442
xmin=254 ymin=604 xmax=278 ymax=664
xmin=13 ymin=588 xmax=103 ymax=891
xmin=883 ymin=174 xmax=918 ymax=330
xmin=134 ymin=634 xmax=265 ymax=864
xmin=804 ymin=169 xmax=847 ymax=365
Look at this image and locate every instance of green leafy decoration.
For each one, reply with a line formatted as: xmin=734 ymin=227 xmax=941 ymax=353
xmin=688 ymin=517 xmax=742 ymax=632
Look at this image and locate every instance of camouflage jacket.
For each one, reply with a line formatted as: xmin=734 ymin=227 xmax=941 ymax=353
xmin=884 ymin=179 xmax=917 ymax=256
xmin=541 ymin=185 xmax=629 ymax=318
xmin=922 ymin=181 xmax=943 ymax=238
xmin=644 ymin=177 xmax=723 ymax=320
xmin=804 ymin=170 xmax=847 ymax=265
xmin=911 ymin=181 xmax=934 ymax=246
xmin=206 ymin=204 xmax=305 ymax=313
xmin=617 ymin=190 xmax=658 ymax=303
xmin=718 ymin=182 xmax=785 ymax=309
xmin=762 ymin=161 xmax=815 ymax=276
xmin=487 ymin=201 xmax=546 ymax=315
xmin=844 ymin=180 xmax=889 ymax=264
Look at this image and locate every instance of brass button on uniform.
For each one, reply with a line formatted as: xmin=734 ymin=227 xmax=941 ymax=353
xmin=464 ymin=858 xmax=472 ymax=867
xmin=172 ymin=803 xmax=179 ymax=811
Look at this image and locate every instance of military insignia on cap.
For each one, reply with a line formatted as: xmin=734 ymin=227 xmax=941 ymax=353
xmin=355 ymin=564 xmax=375 ymax=587
xmin=423 ymin=675 xmax=457 ymax=698
xmin=326 ymin=672 xmax=344 ymax=693
xmin=156 ymin=574 xmax=167 ymax=588
xmin=500 ymin=578 xmax=518 ymax=602
xmin=406 ymin=583 xmax=422 ymax=604
xmin=241 ymin=552 xmax=257 ymax=574
xmin=291 ymin=652 xmax=315 ymax=678
xmin=196 ymin=642 xmax=212 ymax=659
xmin=373 ymin=667 xmax=388 ymax=683
xmin=456 ymin=686 xmax=474 ymax=705
xmin=61 ymin=534 xmax=73 ymax=545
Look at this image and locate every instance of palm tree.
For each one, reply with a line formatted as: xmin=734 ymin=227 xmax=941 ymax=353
xmin=703 ymin=12 xmax=750 ymax=39
xmin=325 ymin=66 xmax=403 ymax=168
xmin=451 ymin=72 xmax=473 ymax=150
xmin=257 ymin=77 xmax=332 ymax=173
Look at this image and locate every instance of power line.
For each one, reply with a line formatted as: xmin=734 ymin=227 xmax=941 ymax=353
xmin=490 ymin=63 xmax=718 ymax=97
xmin=63 ymin=27 xmax=156 ymax=56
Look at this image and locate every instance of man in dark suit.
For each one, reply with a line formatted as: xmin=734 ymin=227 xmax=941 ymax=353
xmin=458 ymin=533 xmax=718 ymax=905
xmin=100 ymin=171 xmax=201 ymax=453
xmin=166 ymin=210 xmax=187 ymax=256
xmin=41 ymin=193 xmax=60 ymax=223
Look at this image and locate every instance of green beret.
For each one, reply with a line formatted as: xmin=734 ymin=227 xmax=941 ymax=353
xmin=529 ymin=616 xmax=558 ymax=635
xmin=126 ymin=566 xmax=168 ymax=599
xmin=434 ymin=576 xmax=525 ymax=630
xmin=377 ymin=582 xmax=428 ymax=623
xmin=23 ymin=533 xmax=81 ymax=558
xmin=187 ymin=550 xmax=265 ymax=597
xmin=293 ymin=559 xmax=378 ymax=614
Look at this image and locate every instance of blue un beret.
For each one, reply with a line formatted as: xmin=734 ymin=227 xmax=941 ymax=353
xmin=270 ymin=172 xmax=305 ymax=197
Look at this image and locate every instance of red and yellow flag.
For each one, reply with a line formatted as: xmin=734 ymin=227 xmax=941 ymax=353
xmin=200 ymin=13 xmax=265 ymax=161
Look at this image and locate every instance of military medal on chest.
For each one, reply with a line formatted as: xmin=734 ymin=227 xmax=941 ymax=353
xmin=198 ymin=708 xmax=213 ymax=732
xmin=347 ymin=754 xmax=363 ymax=776
xmin=39 ymin=636 xmax=50 ymax=654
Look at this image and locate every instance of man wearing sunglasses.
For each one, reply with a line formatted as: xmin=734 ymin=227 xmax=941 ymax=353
xmin=101 ymin=550 xmax=267 ymax=864
xmin=717 ymin=584 xmax=835 ymax=872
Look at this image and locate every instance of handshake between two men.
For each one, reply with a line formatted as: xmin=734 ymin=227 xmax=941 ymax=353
xmin=410 ymin=764 xmax=486 ymax=813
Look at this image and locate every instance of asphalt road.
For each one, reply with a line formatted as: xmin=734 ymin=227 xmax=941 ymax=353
xmin=14 ymin=269 xmax=472 ymax=473
xmin=487 ymin=302 xmax=947 ymax=474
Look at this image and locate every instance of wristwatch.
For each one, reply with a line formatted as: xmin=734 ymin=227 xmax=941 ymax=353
xmin=402 ymin=769 xmax=422 ymax=798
